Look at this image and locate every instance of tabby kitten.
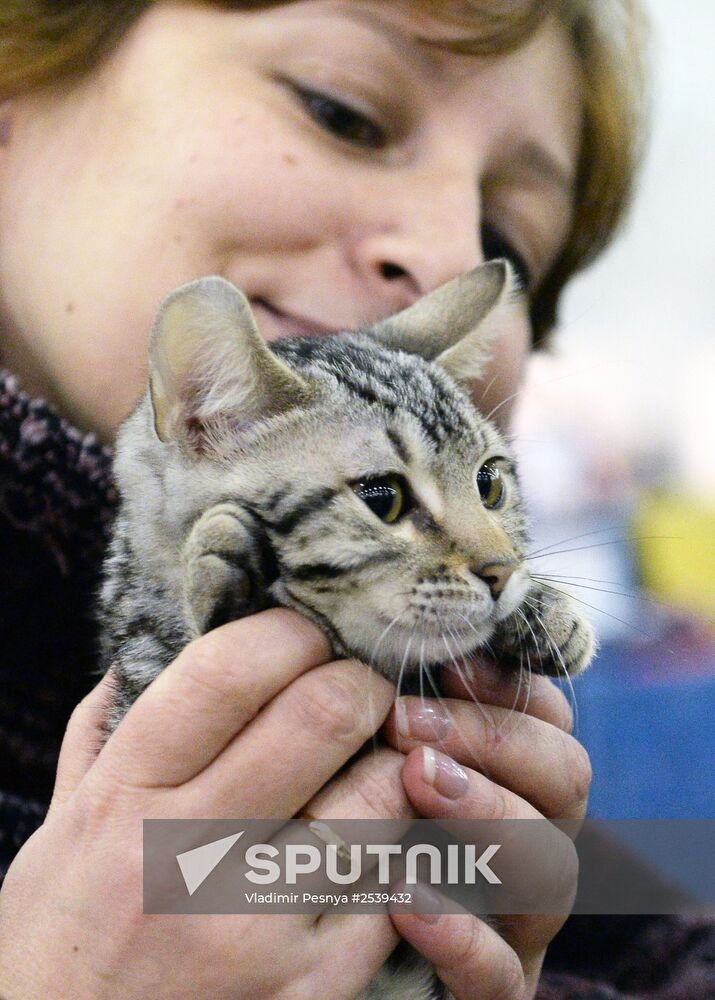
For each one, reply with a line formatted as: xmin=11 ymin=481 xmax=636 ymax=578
xmin=99 ymin=260 xmax=594 ymax=1000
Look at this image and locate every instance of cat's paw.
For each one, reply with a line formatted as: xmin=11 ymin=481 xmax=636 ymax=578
xmin=182 ymin=502 xmax=256 ymax=634
xmin=496 ymin=583 xmax=595 ymax=678
xmin=523 ymin=583 xmax=595 ymax=677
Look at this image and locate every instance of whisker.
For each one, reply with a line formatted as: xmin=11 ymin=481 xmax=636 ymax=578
xmin=498 ymin=611 xmax=530 ymax=736
xmin=422 ymin=659 xmax=442 ymax=702
xmin=512 ymin=611 xmax=533 ymax=720
xmin=533 ymin=573 xmax=640 ymax=586
xmin=394 ymin=630 xmax=415 ymax=717
xmin=369 ymin=611 xmax=406 ymax=661
xmin=452 ymin=608 xmax=496 ymax=657
xmin=514 ymin=610 xmax=539 ymax=726
xmin=478 ymin=372 xmax=500 ymax=404
xmin=522 ymin=597 xmax=579 ymax=734
xmin=522 ymin=598 xmax=566 ymax=680
xmin=366 ymin=609 xmax=408 ymax=755
xmin=532 ymin=575 xmax=715 ymax=625
xmin=530 ymin=573 xmax=652 ymax=592
xmin=447 ymin=613 xmax=496 ymax=729
xmin=437 ymin=617 xmax=492 ymax=767
xmin=483 ymin=357 xmax=634 ymax=426
xmin=419 ymin=634 xmax=426 ymax=707
xmin=526 ymin=526 xmax=635 ymax=559
xmin=446 ymin=610 xmax=535 ymax=746
xmin=403 ymin=616 xmax=470 ymax=755
xmin=535 ymin=581 xmax=653 ymax=643
xmin=495 ymin=608 xmax=540 ymax=743
xmin=483 ymin=387 xmax=524 ymax=424
xmin=518 ymin=613 xmax=536 ymax=723
xmin=526 ymin=536 xmax=680 ymax=560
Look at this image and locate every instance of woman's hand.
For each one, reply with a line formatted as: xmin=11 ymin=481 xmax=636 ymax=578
xmin=0 ymin=611 xmax=589 ymax=1000
xmin=0 ymin=608 xmax=410 ymax=1000
xmin=383 ymin=662 xmax=592 ymax=1000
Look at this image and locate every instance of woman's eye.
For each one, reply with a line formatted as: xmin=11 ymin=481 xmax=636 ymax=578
xmin=352 ymin=475 xmax=410 ymax=523
xmin=481 ymin=223 xmax=532 ymax=292
xmin=476 ymin=459 xmax=506 ymax=510
xmin=291 ymin=83 xmax=387 ymax=150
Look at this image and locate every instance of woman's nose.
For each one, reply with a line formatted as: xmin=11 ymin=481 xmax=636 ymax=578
xmin=350 ymin=165 xmax=484 ymax=309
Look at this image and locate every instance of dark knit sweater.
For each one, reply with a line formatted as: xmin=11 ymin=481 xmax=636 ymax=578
xmin=0 ymin=369 xmax=713 ymax=998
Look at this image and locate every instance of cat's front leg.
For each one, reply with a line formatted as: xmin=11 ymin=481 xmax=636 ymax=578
xmin=493 ymin=581 xmax=595 ymax=679
xmin=182 ymin=501 xmax=271 ymax=635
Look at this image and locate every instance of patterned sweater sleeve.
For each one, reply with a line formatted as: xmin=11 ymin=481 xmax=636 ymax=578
xmin=538 ymin=915 xmax=715 ymax=999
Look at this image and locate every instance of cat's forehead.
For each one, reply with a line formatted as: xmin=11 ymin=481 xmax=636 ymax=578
xmin=273 ymin=332 xmax=498 ymax=460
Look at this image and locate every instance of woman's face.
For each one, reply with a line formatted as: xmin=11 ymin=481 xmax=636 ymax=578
xmin=0 ymin=1 xmax=581 ymax=440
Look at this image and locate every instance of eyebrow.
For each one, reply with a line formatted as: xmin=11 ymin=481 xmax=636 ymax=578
xmin=315 ymin=8 xmax=578 ymax=198
xmin=316 ymin=7 xmax=441 ymax=73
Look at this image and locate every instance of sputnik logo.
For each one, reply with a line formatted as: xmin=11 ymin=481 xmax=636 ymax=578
xmin=176 ymin=831 xmax=245 ymax=896
xmin=175 ymin=829 xmax=503 ymax=895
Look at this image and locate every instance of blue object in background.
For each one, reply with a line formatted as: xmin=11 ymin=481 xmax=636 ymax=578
xmin=571 ymin=642 xmax=715 ymax=819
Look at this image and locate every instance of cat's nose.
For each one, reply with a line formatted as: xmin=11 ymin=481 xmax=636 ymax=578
xmin=475 ymin=562 xmax=516 ymax=600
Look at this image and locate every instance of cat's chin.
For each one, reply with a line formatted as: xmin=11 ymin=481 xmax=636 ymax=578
xmin=350 ymin=623 xmax=494 ymax=685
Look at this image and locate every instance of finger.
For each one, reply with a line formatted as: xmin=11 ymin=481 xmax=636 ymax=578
xmin=217 ymin=751 xmax=411 ymax=931
xmin=384 ymin=697 xmax=592 ymax=821
xmin=309 ymin=913 xmax=400 ymax=997
xmin=305 ymin=746 xmax=413 ymax=822
xmin=400 ymin=747 xmax=579 ymax=913
xmin=184 ymin=659 xmax=395 ymax=816
xmin=218 ymin=750 xmax=410 ymax=927
xmin=403 ymin=746 xmax=541 ymax=821
xmin=97 ymin=608 xmax=332 ymax=787
xmin=48 ymin=670 xmax=117 ymax=811
xmin=391 ymin=891 xmax=528 ymax=1000
xmin=440 ymin=655 xmax=574 ymax=733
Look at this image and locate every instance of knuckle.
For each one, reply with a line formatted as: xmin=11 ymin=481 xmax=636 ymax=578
xmin=65 ymin=694 xmax=92 ymax=735
xmin=345 ymin=750 xmax=406 ymax=818
xmin=482 ymin=781 xmax=511 ymax=822
xmin=178 ymin=609 xmax=332 ymax=704
xmin=293 ymin=668 xmax=365 ymax=746
xmin=66 ymin=675 xmax=112 ymax=733
xmin=261 ymin=606 xmax=332 ymax=659
xmin=480 ymin=716 xmax=511 ymax=766
xmin=71 ymin=776 xmax=132 ymax=842
xmin=179 ymin=630 xmax=244 ymax=701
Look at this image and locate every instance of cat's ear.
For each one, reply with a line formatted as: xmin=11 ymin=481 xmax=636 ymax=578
xmin=148 ymin=277 xmax=312 ymax=449
xmin=365 ymin=259 xmax=525 ymax=384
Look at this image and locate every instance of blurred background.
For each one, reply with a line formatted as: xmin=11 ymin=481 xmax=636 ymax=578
xmin=512 ymin=0 xmax=715 ymax=819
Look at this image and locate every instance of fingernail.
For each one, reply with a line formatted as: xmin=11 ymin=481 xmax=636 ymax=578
xmin=422 ymin=746 xmax=469 ymax=799
xmin=411 ymin=882 xmax=443 ymax=923
xmin=396 ymin=699 xmax=450 ymax=741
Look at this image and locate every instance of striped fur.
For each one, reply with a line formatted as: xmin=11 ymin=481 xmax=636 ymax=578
xmin=101 ymin=323 xmax=592 ymax=710
xmin=98 ymin=268 xmax=594 ymax=1000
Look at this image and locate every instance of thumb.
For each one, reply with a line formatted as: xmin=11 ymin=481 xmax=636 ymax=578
xmin=48 ymin=670 xmax=117 ymax=813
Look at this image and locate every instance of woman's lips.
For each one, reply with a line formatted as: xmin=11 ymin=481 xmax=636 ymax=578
xmin=251 ymin=298 xmax=344 ymax=339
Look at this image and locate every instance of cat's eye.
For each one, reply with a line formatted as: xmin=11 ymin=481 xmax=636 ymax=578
xmin=476 ymin=459 xmax=506 ymax=509
xmin=289 ymin=82 xmax=387 ymax=150
xmin=352 ymin=475 xmax=410 ymax=523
